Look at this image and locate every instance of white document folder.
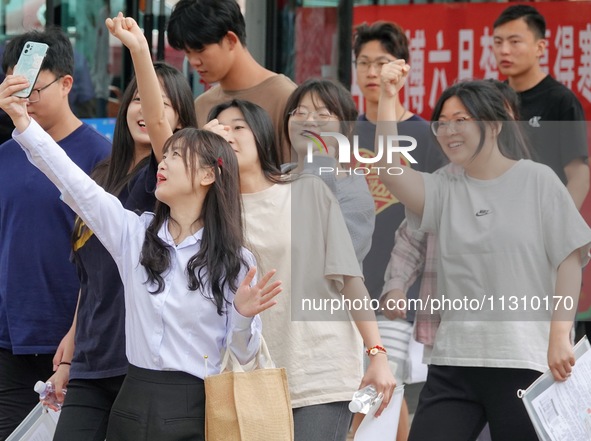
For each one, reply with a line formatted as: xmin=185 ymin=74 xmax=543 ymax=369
xmin=519 ymin=336 xmax=591 ymax=441
xmin=354 ymin=385 xmax=405 ymax=441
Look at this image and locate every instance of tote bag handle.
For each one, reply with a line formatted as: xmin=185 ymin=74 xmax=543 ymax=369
xmin=219 ymin=336 xmax=276 ymax=373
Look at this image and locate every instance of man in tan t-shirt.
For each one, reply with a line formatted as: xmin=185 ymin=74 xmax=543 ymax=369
xmin=167 ymin=0 xmax=296 ymax=163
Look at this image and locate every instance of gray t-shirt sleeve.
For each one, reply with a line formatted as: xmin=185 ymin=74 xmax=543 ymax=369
xmin=406 ymin=171 xmax=446 ymax=234
xmin=302 ymin=156 xmax=375 ymax=267
xmin=539 ymin=167 xmax=591 ymax=268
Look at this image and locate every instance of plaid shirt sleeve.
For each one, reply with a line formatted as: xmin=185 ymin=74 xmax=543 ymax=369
xmin=380 ymin=219 xmax=428 ymax=299
xmin=414 ymin=232 xmax=440 ymax=346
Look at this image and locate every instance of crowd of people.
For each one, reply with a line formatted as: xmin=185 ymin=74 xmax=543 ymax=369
xmin=0 ymin=1 xmax=589 ymax=441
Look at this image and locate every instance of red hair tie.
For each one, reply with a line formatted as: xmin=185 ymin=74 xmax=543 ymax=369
xmin=217 ymin=157 xmax=223 ymax=167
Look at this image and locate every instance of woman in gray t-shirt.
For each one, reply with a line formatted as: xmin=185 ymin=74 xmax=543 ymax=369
xmin=376 ymin=65 xmax=591 ymax=441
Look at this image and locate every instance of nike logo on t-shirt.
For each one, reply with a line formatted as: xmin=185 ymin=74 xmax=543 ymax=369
xmin=475 ymin=209 xmax=492 ymax=217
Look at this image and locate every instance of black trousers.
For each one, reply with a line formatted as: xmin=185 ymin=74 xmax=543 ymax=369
xmin=106 ymin=365 xmax=205 ymax=441
xmin=52 ymin=375 xmax=125 ymax=441
xmin=0 ymin=348 xmax=54 ymax=441
xmin=408 ymin=365 xmax=540 ymax=441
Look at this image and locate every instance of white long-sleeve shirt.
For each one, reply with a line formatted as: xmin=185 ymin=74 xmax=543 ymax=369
xmin=14 ymin=119 xmax=261 ymax=379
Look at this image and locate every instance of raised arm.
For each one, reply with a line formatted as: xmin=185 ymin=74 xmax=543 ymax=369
xmin=106 ymin=13 xmax=173 ymax=162
xmin=375 ymin=61 xmax=425 ymax=217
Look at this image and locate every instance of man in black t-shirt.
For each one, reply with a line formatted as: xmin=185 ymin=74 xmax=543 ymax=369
xmin=493 ymin=4 xmax=589 ymax=210
xmin=493 ymin=3 xmax=591 ymax=349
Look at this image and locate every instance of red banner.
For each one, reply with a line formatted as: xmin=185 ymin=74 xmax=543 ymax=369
xmin=353 ymin=2 xmax=591 ymax=122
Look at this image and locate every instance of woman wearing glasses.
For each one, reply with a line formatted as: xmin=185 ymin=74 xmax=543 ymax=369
xmin=283 ymin=78 xmax=375 ymax=267
xmin=376 ymin=61 xmax=591 ymax=441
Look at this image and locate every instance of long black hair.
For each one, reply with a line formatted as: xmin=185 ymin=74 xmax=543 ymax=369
xmin=140 ymin=128 xmax=247 ymax=315
xmin=431 ymin=80 xmax=531 ymax=161
xmin=208 ymin=99 xmax=284 ymax=184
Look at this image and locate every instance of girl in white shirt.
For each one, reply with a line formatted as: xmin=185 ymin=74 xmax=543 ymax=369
xmin=0 ymin=77 xmax=281 ymax=441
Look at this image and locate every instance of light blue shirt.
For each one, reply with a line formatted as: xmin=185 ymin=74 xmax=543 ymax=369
xmin=14 ymin=119 xmax=261 ymax=379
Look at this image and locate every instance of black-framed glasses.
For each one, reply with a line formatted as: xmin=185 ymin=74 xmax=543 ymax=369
xmin=354 ymin=57 xmax=396 ymax=73
xmin=288 ymin=107 xmax=335 ymax=125
xmin=430 ymin=116 xmax=473 ymax=137
xmin=27 ymin=76 xmax=62 ymax=103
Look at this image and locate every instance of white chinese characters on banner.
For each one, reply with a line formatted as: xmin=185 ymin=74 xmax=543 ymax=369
xmin=458 ymin=29 xmax=474 ymax=81
xmin=428 ymin=30 xmax=450 ymax=109
xmin=405 ymin=29 xmax=426 ymax=115
xmin=479 ymin=26 xmax=499 ymax=80
xmin=541 ymin=29 xmax=551 ymax=75
xmin=577 ymin=24 xmax=591 ymax=103
xmin=554 ymin=26 xmax=575 ymax=89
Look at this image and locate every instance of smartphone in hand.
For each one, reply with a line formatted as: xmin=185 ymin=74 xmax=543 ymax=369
xmin=12 ymin=41 xmax=49 ymax=98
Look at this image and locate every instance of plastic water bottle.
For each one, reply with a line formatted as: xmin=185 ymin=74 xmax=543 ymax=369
xmin=348 ymin=385 xmax=378 ymax=414
xmin=34 ymin=381 xmax=66 ymax=410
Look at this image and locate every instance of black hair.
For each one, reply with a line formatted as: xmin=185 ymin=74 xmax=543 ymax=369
xmin=208 ymin=99 xmax=284 ymax=183
xmin=167 ymin=0 xmax=246 ymax=51
xmin=2 ymin=26 xmax=73 ymax=76
xmin=353 ymin=21 xmax=409 ymax=62
xmin=282 ymin=78 xmax=358 ymax=147
xmin=140 ymin=128 xmax=247 ymax=315
xmin=97 ymin=62 xmax=197 ymax=196
xmin=485 ymin=78 xmax=521 ymax=121
xmin=493 ymin=4 xmax=546 ymax=40
xmin=431 ymin=80 xmax=531 ymax=161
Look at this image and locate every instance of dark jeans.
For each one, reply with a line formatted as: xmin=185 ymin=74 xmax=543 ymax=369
xmin=293 ymin=401 xmax=352 ymax=441
xmin=0 ymin=348 xmax=54 ymax=441
xmin=408 ymin=365 xmax=540 ymax=441
xmin=52 ymin=376 xmax=125 ymax=441
xmin=106 ymin=365 xmax=205 ymax=441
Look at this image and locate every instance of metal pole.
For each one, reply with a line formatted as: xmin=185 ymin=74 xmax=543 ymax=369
xmin=265 ymin=0 xmax=277 ymax=71
xmin=337 ymin=0 xmax=353 ymax=89
xmin=156 ymin=0 xmax=166 ymax=60
xmin=144 ymin=0 xmax=154 ymax=58
xmin=46 ymin=0 xmax=56 ymax=27
xmin=122 ymin=0 xmax=139 ymax=89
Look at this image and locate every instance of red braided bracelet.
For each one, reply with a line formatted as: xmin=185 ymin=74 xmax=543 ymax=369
xmin=366 ymin=345 xmax=387 ymax=356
